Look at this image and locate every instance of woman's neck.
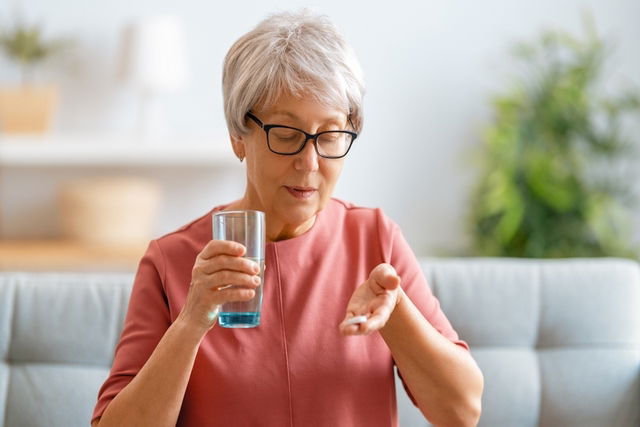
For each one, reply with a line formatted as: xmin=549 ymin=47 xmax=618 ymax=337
xmin=224 ymin=198 xmax=316 ymax=242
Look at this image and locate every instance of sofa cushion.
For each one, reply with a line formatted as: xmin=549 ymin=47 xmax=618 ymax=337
xmin=538 ymin=260 xmax=639 ymax=346
xmin=8 ymin=273 xmax=133 ymax=365
xmin=0 ymin=273 xmax=133 ymax=427
xmin=5 ymin=364 xmax=110 ymax=427
xmin=539 ymin=348 xmax=640 ymax=426
xmin=425 ymin=258 xmax=541 ymax=347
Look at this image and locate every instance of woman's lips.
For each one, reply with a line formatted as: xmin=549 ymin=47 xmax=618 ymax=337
xmin=285 ymin=186 xmax=317 ymax=199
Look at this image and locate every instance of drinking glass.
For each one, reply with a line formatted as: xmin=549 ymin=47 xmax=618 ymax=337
xmin=212 ymin=210 xmax=265 ymax=328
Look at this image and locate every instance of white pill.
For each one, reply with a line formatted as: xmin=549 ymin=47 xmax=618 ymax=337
xmin=346 ymin=315 xmax=368 ymax=325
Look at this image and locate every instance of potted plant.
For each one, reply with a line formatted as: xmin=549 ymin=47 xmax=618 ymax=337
xmin=468 ymin=21 xmax=640 ymax=259
xmin=0 ymin=19 xmax=70 ymax=133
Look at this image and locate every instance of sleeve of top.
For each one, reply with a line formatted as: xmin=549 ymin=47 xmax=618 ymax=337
xmin=376 ymin=209 xmax=468 ymax=350
xmin=375 ymin=210 xmax=470 ymax=406
xmin=91 ymin=239 xmax=170 ymax=423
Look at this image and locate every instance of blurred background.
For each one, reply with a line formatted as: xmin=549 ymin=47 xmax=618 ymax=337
xmin=0 ymin=0 xmax=639 ymax=271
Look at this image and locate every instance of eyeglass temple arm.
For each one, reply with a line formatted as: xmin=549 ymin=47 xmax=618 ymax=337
xmin=246 ymin=112 xmax=263 ymax=128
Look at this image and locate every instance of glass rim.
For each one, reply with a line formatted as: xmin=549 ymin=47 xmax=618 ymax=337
xmin=213 ymin=209 xmax=265 ymax=217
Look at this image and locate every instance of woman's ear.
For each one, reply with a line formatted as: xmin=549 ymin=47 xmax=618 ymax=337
xmin=230 ymin=134 xmax=246 ymax=162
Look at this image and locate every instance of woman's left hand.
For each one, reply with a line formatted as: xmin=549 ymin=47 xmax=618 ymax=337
xmin=339 ymin=263 xmax=403 ymax=335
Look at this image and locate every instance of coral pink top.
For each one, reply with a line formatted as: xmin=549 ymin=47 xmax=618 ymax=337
xmin=93 ymin=199 xmax=467 ymax=426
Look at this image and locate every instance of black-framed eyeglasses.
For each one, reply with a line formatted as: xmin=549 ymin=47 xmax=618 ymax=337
xmin=246 ymin=112 xmax=357 ymax=159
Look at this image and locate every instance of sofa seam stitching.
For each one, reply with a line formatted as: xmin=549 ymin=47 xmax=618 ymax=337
xmin=4 ymin=274 xmax=20 ymax=425
xmin=534 ymin=263 xmax=542 ymax=426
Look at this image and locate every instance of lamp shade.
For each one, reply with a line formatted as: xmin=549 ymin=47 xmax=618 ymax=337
xmin=119 ymin=16 xmax=188 ymax=93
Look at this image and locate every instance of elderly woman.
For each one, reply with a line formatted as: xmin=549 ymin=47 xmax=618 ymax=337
xmin=92 ymin=10 xmax=482 ymax=427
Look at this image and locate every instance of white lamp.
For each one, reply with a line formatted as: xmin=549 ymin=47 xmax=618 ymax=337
xmin=118 ymin=16 xmax=188 ymax=141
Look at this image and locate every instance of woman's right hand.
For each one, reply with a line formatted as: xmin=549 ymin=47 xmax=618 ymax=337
xmin=178 ymin=239 xmax=261 ymax=334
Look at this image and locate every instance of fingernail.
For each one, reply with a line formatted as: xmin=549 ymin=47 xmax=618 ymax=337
xmin=253 ymin=276 xmax=261 ymax=284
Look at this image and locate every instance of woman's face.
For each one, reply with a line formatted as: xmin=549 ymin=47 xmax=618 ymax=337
xmin=231 ymin=94 xmax=349 ymax=241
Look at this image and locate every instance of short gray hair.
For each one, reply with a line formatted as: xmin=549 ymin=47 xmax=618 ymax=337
xmin=222 ymin=10 xmax=365 ymax=136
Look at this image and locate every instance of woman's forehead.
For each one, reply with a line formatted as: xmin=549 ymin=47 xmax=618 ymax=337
xmin=269 ymin=109 xmax=346 ymax=123
xmin=256 ymin=95 xmax=348 ymax=123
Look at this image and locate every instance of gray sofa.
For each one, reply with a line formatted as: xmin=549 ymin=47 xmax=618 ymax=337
xmin=1 ymin=258 xmax=638 ymax=427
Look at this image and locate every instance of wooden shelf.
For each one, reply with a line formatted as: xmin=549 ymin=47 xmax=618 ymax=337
xmin=0 ymin=239 xmax=147 ymax=272
xmin=0 ymin=134 xmax=239 ymax=167
xmin=0 ymin=134 xmax=237 ymax=272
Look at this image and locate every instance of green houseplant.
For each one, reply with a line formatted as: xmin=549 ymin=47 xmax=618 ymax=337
xmin=469 ymin=22 xmax=640 ymax=259
xmin=0 ymin=19 xmax=70 ymax=133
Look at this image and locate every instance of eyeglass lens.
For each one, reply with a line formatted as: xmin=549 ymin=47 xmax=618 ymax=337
xmin=268 ymin=127 xmax=353 ymax=157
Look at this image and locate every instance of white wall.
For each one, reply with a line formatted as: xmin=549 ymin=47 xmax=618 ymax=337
xmin=2 ymin=0 xmax=639 ymax=255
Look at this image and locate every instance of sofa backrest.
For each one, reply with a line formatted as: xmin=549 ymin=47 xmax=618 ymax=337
xmin=396 ymin=258 xmax=640 ymax=427
xmin=0 ymin=258 xmax=638 ymax=427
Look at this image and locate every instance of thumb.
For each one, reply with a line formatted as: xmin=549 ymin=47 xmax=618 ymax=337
xmin=370 ymin=263 xmax=401 ymax=291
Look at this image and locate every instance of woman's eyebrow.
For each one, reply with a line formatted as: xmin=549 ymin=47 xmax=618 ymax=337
xmin=267 ymin=110 xmax=298 ymax=120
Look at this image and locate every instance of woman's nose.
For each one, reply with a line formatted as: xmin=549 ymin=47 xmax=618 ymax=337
xmin=294 ymin=138 xmax=320 ymax=171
